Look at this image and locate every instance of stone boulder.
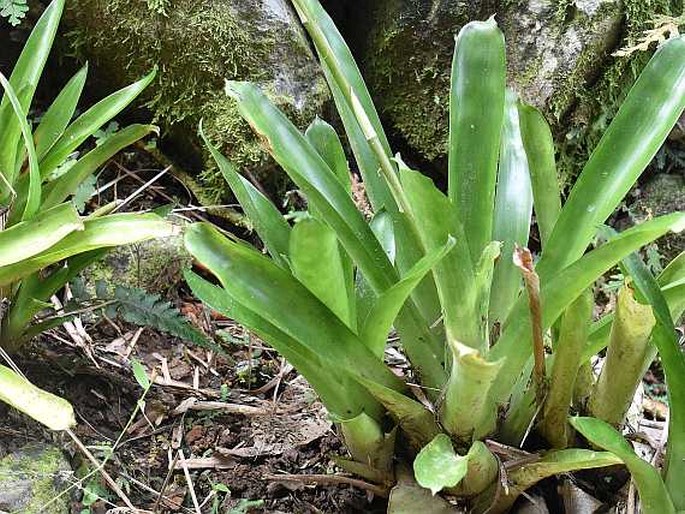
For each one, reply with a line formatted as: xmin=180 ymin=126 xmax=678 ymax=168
xmin=62 ymin=0 xmax=330 ymax=202
xmin=358 ymin=0 xmax=675 ymax=176
xmin=0 ymin=444 xmax=72 ymax=513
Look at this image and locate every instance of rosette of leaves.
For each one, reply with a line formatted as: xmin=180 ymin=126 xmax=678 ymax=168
xmin=185 ymin=0 xmax=685 ymax=511
xmin=0 ymin=0 xmax=173 ymax=431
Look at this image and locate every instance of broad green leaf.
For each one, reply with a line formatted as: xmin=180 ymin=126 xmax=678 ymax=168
xmin=290 ymin=217 xmax=354 ymax=328
xmin=42 ymin=124 xmax=157 ymax=209
xmin=540 ymin=36 xmax=685 ymax=276
xmin=34 ymin=64 xmax=88 ymax=159
xmin=0 ymin=0 xmax=64 ymax=187
xmin=448 ymin=17 xmax=506 ymax=260
xmin=517 ymin=102 xmax=561 ymax=247
xmin=224 ymin=82 xmax=449 ymax=386
xmin=360 ymin=236 xmax=455 ymax=358
xmin=0 ymin=203 xmax=82 ymax=267
xmin=490 ymin=90 xmax=533 ymax=326
xmin=200 ymin=124 xmax=291 ymax=268
xmin=484 ymin=448 xmax=622 ymax=514
xmin=490 ymin=212 xmax=685 ymax=406
xmin=619 ymin=252 xmax=685 ymax=509
xmin=0 ymin=364 xmax=75 ymax=431
xmin=442 ymin=342 xmax=503 ymax=442
xmin=659 ymin=251 xmax=685 ymax=288
xmin=184 ymin=269 xmax=383 ymax=420
xmin=184 ymin=222 xmax=404 ymax=394
xmin=0 ymin=72 xmax=41 ymax=221
xmin=225 ymin=81 xmax=395 ymax=295
xmin=356 ymin=376 xmax=441 ymax=451
xmin=414 ymin=434 xmax=468 ymax=495
xmin=305 ymin=117 xmax=351 ymax=191
xmin=571 ymin=417 xmax=675 ymax=514
xmin=131 ymin=359 xmax=151 ymax=390
xmin=398 ymin=159 xmax=481 ymax=350
xmin=0 ymin=213 xmax=174 ymax=287
xmin=39 ymin=69 xmax=156 ymax=178
xmin=388 ymin=478 xmax=458 ymax=514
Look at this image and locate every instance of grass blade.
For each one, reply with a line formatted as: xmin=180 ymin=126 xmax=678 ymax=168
xmin=39 ymin=69 xmax=156 ymax=178
xmin=34 ymin=64 xmax=88 ymax=159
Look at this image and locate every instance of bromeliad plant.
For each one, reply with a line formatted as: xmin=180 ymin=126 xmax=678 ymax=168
xmin=185 ymin=0 xmax=685 ymax=511
xmin=0 ymin=0 xmax=173 ymax=428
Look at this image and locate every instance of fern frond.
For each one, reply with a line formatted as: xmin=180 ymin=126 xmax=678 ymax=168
xmin=113 ymin=286 xmax=226 ymax=356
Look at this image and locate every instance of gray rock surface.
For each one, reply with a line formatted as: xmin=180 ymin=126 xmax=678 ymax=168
xmin=62 ymin=0 xmax=330 ymax=202
xmin=0 ymin=445 xmax=72 ymax=513
xmin=360 ymin=0 xmax=625 ymax=162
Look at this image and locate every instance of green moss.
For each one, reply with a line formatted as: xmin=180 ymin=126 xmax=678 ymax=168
xmin=63 ymin=0 xmax=329 ymax=202
xmin=0 ymin=446 xmax=71 ymax=513
xmin=555 ymin=0 xmax=682 ymax=185
xmin=362 ymin=1 xmax=476 ymax=161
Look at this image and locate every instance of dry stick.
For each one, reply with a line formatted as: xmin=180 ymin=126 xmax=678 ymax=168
xmin=178 ymin=449 xmax=202 ymax=514
xmin=513 ymin=245 xmax=546 ymax=408
xmin=264 ymin=473 xmax=389 ymax=498
xmin=153 ymin=451 xmax=181 ymax=514
xmin=66 ymin=428 xmax=138 ymax=511
xmin=111 ymin=166 xmax=171 ymax=213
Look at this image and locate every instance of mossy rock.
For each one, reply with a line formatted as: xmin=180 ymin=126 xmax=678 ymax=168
xmin=0 ymin=445 xmax=72 ymax=513
xmin=62 ymin=0 xmax=330 ymax=203
xmin=633 ymin=173 xmax=685 ymax=262
xmin=360 ymin=0 xmax=680 ymax=182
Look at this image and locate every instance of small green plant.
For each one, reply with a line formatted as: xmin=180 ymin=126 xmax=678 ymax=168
xmin=0 ymin=0 xmax=173 ymax=430
xmin=185 ymin=0 xmax=685 ymax=511
xmin=0 ymin=0 xmax=28 ymax=26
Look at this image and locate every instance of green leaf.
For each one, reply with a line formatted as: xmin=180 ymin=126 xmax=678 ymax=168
xmin=291 ymin=0 xmax=395 ymax=212
xmin=448 ymin=17 xmax=506 ymax=260
xmin=131 ymin=358 xmax=151 ymax=390
xmin=39 ymin=69 xmax=156 ymax=178
xmin=200 ymin=123 xmax=291 ymax=268
xmin=398 ymin=158 xmax=481 ymax=350
xmin=540 ymin=36 xmax=685 ymax=276
xmin=571 ymin=417 xmax=675 ymax=514
xmin=305 ymin=117 xmax=351 ymax=191
xmin=619 ymin=252 xmax=685 ymax=509
xmin=361 ymin=236 xmax=455 ymax=358
xmin=0 ymin=364 xmax=75 ymax=431
xmin=484 ymin=448 xmax=623 ymax=514
xmin=0 ymin=203 xmax=82 ymax=268
xmin=184 ymin=269 xmax=382 ymax=420
xmin=0 ymin=0 xmax=64 ymax=188
xmin=225 ymin=81 xmax=396 ymax=295
xmin=517 ymin=102 xmax=561 ymax=247
xmin=184 ymin=223 xmax=404 ymax=395
xmin=290 ymin=217 xmax=354 ymax=328
xmin=34 ymin=65 xmax=88 ymax=160
xmin=414 ymin=434 xmax=468 ymax=495
xmin=0 ymin=213 xmax=174 ymax=287
xmin=42 ymin=124 xmax=157 ymax=209
xmin=490 ymin=212 xmax=685 ymax=406
xmin=490 ymin=90 xmax=533 ymax=326
xmin=1 ymin=0 xmax=29 ymax=26
xmin=0 ymin=72 xmax=41 ymax=221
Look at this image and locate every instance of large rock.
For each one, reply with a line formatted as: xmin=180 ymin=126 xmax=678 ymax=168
xmin=0 ymin=444 xmax=72 ymax=513
xmin=63 ymin=0 xmax=330 ymax=202
xmin=360 ymin=0 xmax=676 ymax=176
